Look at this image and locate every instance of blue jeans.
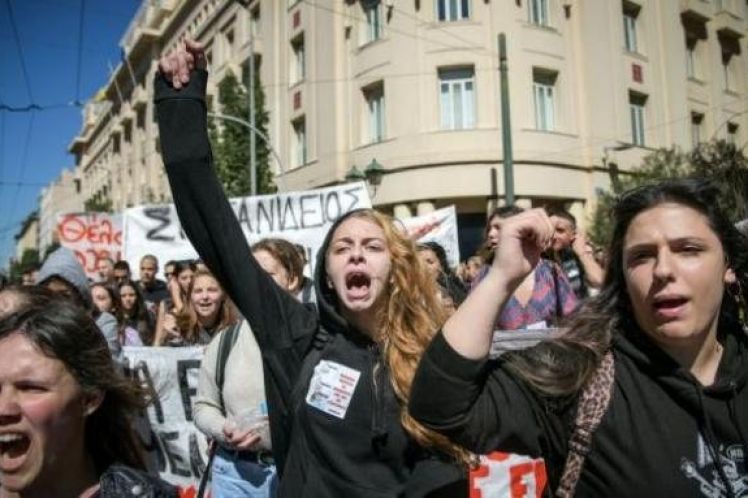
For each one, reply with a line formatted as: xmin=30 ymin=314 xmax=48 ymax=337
xmin=211 ymin=447 xmax=278 ymax=498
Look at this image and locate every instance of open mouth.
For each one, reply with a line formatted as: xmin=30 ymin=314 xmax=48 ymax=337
xmin=652 ymin=297 xmax=688 ymax=318
xmin=0 ymin=433 xmax=31 ymax=471
xmin=345 ymin=272 xmax=371 ymax=299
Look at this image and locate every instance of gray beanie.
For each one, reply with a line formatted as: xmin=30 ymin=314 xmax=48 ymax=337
xmin=37 ymin=247 xmax=92 ymax=308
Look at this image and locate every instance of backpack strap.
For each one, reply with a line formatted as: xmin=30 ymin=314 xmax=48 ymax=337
xmin=556 ymin=351 xmax=615 ymax=498
xmin=215 ymin=319 xmax=242 ymax=413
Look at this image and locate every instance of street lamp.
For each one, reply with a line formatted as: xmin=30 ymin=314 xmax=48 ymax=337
xmin=344 ymin=164 xmax=366 ymax=183
xmin=345 ymin=158 xmax=385 ymax=196
xmin=602 ymin=142 xmax=634 ymax=194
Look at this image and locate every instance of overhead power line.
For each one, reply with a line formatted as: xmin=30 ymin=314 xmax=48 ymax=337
xmin=0 ymin=102 xmax=83 ymax=113
xmin=75 ymin=0 xmax=87 ymax=104
xmin=5 ymin=0 xmax=35 ymax=102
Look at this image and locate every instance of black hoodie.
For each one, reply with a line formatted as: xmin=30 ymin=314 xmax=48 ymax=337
xmin=155 ymin=69 xmax=466 ymax=497
xmin=409 ymin=323 xmax=748 ymax=497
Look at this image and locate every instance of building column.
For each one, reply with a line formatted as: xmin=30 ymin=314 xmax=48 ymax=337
xmin=393 ymin=203 xmax=412 ymax=219
xmin=416 ymin=201 xmax=435 ymax=216
xmin=486 ymin=197 xmax=531 ymax=214
xmin=569 ymin=200 xmax=586 ymax=231
xmin=515 ymin=198 xmax=532 ymax=209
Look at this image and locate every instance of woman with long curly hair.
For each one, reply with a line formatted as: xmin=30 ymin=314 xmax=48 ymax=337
xmin=409 ymin=178 xmax=748 ymax=496
xmin=156 ymin=41 xmax=467 ymax=497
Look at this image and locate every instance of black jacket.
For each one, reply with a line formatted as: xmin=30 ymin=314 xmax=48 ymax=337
xmin=155 ymin=69 xmax=466 ymax=498
xmin=409 ymin=324 xmax=748 ymax=497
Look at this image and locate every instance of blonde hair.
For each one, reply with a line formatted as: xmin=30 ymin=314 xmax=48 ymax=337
xmin=337 ymin=210 xmax=472 ymax=465
xmin=177 ymin=269 xmax=238 ymax=343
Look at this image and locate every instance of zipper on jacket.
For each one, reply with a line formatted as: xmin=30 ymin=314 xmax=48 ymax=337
xmin=370 ymin=343 xmax=388 ymax=447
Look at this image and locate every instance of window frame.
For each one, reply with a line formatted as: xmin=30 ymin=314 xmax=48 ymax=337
xmin=437 ymin=0 xmax=471 ymax=22
xmin=438 ymin=67 xmax=476 ymax=131
xmin=528 ymin=0 xmax=550 ymax=27
xmin=623 ymin=12 xmax=638 ymax=53
xmin=622 ymin=1 xmax=642 ymax=54
xmin=363 ymin=83 xmax=385 ymax=144
xmin=292 ymin=117 xmax=307 ymax=167
xmin=532 ymin=69 xmax=557 ymax=131
xmin=361 ymin=1 xmax=384 ymax=45
xmin=290 ymin=34 xmax=305 ymax=85
xmin=629 ymin=93 xmax=647 ymax=147
xmin=691 ymin=112 xmax=704 ymax=148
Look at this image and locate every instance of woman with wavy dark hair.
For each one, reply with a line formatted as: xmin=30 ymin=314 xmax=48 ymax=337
xmin=417 ymin=241 xmax=468 ymax=311
xmin=155 ymin=259 xmax=197 ymax=345
xmin=156 ymin=41 xmax=467 ymax=497
xmin=90 ymin=282 xmax=120 ymax=319
xmin=0 ymin=286 xmax=176 ymax=497
xmin=409 ymin=178 xmax=748 ymax=497
xmin=117 ymin=279 xmax=155 ymax=346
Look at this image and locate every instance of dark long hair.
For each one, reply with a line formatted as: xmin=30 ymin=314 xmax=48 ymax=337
xmin=0 ymin=287 xmax=149 ymax=474
xmin=418 ymin=241 xmax=468 ymax=306
xmin=90 ymin=282 xmax=121 ymax=320
xmin=504 ymin=178 xmax=748 ymax=396
xmin=117 ymin=280 xmax=155 ymax=345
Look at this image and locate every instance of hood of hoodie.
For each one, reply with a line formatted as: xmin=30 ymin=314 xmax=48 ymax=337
xmin=613 ymin=322 xmax=748 ymax=399
xmin=37 ymin=247 xmax=92 ymax=308
xmin=613 ymin=320 xmax=748 ymax=492
xmin=313 ymin=209 xmax=378 ymax=344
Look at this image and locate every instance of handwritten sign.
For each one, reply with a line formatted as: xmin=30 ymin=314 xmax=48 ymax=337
xmin=124 ymin=183 xmax=372 ymax=274
xmin=123 ymin=346 xmax=209 ymax=489
xmin=56 ymin=212 xmax=123 ymax=278
xmin=470 ymin=452 xmax=547 ymax=498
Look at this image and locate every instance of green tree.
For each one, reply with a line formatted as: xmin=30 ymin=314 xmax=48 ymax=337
xmin=589 ymin=140 xmax=748 ymax=248
xmin=210 ymin=59 xmax=275 ymax=197
xmin=84 ymin=193 xmax=113 ymax=213
xmin=9 ymin=248 xmax=40 ymax=283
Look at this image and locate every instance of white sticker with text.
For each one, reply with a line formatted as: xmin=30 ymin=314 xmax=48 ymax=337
xmin=306 ymin=360 xmax=361 ymax=419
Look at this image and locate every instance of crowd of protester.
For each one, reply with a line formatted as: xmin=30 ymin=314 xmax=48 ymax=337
xmin=0 ymin=39 xmax=746 ymax=498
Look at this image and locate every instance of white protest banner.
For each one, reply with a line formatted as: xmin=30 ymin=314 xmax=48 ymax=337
xmin=124 ymin=182 xmax=372 ymax=275
xmin=123 ymin=346 xmax=208 ymax=491
xmin=56 ymin=212 xmax=123 ymax=278
xmin=398 ymin=206 xmax=460 ymax=269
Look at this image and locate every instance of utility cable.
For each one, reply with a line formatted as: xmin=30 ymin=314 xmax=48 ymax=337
xmin=75 ymin=0 xmax=87 ymax=105
xmin=5 ymin=0 xmax=35 ymax=102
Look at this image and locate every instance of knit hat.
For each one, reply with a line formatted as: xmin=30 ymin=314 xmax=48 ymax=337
xmin=36 ymin=247 xmax=92 ymax=308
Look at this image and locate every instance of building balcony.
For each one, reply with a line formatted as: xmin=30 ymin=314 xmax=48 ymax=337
xmin=680 ymin=0 xmax=712 ymax=21
xmin=120 ymin=0 xmax=176 ymax=55
xmin=714 ymin=9 xmax=744 ymax=38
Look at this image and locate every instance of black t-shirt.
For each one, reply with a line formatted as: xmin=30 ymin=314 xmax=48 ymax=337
xmin=139 ymin=279 xmax=170 ymax=312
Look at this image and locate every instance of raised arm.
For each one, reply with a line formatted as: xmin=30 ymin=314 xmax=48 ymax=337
xmin=409 ymin=209 xmax=559 ymax=454
xmin=442 ymin=208 xmax=554 ymax=358
xmin=154 ymin=41 xmax=316 ymax=355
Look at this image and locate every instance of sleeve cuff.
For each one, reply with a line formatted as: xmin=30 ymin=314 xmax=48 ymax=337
xmin=154 ymin=69 xmax=208 ymax=103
